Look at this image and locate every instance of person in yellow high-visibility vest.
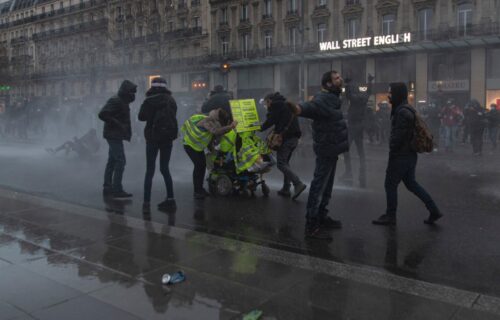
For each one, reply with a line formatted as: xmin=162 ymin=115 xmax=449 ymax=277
xmin=182 ymin=109 xmax=237 ymax=199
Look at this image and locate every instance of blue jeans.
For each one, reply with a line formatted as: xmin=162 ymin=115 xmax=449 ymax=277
xmin=104 ymin=139 xmax=126 ymax=192
xmin=306 ymin=156 xmax=338 ymax=228
xmin=443 ymin=126 xmax=456 ymax=150
xmin=143 ymin=141 xmax=174 ymax=202
xmin=385 ymin=154 xmax=439 ymax=216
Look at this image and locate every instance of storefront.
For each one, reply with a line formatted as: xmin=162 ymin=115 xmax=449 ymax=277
xmin=428 ymin=51 xmax=471 ymax=108
xmin=486 ymin=47 xmax=500 ymax=109
xmin=374 ymin=53 xmax=416 ymax=107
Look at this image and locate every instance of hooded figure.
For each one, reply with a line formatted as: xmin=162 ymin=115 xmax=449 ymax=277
xmin=372 ymin=82 xmax=442 ymax=227
xmin=99 ymin=80 xmax=137 ymax=198
xmin=99 ymin=80 xmax=137 ymax=141
xmin=468 ymin=99 xmax=487 ymax=155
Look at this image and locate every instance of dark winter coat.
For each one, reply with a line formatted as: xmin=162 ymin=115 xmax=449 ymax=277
xmin=261 ymin=94 xmax=301 ymax=140
xmin=98 ymin=80 xmax=137 ymax=141
xmin=299 ymin=89 xmax=349 ymax=158
xmin=346 ymin=83 xmax=371 ymax=125
xmin=487 ymin=109 xmax=500 ymax=129
xmin=138 ymin=88 xmax=178 ymax=142
xmin=469 ymin=101 xmax=487 ymax=134
xmin=389 ymin=103 xmax=416 ymax=156
xmin=201 ymin=91 xmax=232 ymax=115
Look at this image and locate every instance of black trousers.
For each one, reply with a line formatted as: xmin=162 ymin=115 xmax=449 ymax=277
xmin=184 ymin=145 xmax=206 ymax=193
xmin=143 ymin=141 xmax=174 ymax=202
xmin=343 ymin=124 xmax=366 ymax=184
xmin=385 ymin=153 xmax=439 ymax=216
xmin=103 ymin=139 xmax=125 ymax=192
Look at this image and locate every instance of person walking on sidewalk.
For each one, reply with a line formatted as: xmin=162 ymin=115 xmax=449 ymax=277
xmin=261 ymin=92 xmax=306 ymax=200
xmin=291 ymin=71 xmax=349 ymax=240
xmin=99 ymin=80 xmax=137 ymax=199
xmin=372 ymin=83 xmax=442 ymax=226
xmin=182 ymin=109 xmax=237 ymax=199
xmin=138 ymin=77 xmax=178 ymax=213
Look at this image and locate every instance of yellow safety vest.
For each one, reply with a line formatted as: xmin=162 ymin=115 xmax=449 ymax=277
xmin=220 ymin=130 xmax=237 ymax=153
xmin=181 ymin=114 xmax=212 ymax=152
xmin=235 ymin=132 xmax=260 ymax=174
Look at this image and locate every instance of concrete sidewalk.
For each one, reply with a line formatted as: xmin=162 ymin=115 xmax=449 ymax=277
xmin=0 ymin=188 xmax=499 ymax=320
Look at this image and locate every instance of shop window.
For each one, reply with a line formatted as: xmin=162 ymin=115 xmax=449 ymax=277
xmin=342 ymin=58 xmax=366 ymax=84
xmin=428 ymin=52 xmax=470 ymax=81
xmin=487 ymin=48 xmax=500 ymax=79
xmin=382 ymin=14 xmax=395 ymax=35
xmin=418 ymin=8 xmax=433 ymax=40
xmin=182 ymin=73 xmax=189 ymax=88
xmin=376 ymin=54 xmax=416 ymax=83
xmin=457 ymin=3 xmax=473 ymax=37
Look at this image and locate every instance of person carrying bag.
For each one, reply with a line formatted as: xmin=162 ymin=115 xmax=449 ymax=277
xmin=261 ymin=92 xmax=306 ymax=199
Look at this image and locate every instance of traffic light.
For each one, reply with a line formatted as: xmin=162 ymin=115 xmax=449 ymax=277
xmin=220 ymin=62 xmax=230 ymax=73
xmin=0 ymin=85 xmax=11 ymax=91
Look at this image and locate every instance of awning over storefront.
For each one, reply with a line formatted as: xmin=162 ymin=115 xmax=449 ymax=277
xmin=208 ymin=34 xmax=500 ymax=69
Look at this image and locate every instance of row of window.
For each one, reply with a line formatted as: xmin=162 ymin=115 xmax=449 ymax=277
xmin=1 ymin=0 xmax=87 ymax=25
xmin=220 ymin=2 xmax=476 ymax=37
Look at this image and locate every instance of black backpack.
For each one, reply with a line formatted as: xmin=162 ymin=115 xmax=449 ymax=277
xmin=151 ymin=104 xmax=178 ymax=141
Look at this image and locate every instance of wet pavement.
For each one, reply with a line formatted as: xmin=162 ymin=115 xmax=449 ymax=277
xmin=1 ymin=139 xmax=500 ymax=318
xmin=0 ymin=189 xmax=499 ymax=320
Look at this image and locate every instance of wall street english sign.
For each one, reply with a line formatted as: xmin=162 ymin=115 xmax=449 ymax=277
xmin=319 ymin=33 xmax=412 ymax=51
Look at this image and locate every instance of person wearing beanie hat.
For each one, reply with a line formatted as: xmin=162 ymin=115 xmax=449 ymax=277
xmin=373 ymin=83 xmax=442 ymax=226
xmin=138 ymin=76 xmax=178 ymax=213
xmin=99 ymin=79 xmax=137 ymax=199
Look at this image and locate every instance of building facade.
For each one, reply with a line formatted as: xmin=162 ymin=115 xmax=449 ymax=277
xmin=1 ymin=0 xmax=500 ymax=109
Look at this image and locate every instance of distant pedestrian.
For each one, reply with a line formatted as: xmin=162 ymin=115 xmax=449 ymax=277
xmin=439 ymin=100 xmax=462 ymax=152
xmin=99 ymin=80 xmax=137 ymax=198
xmin=201 ymin=85 xmax=232 ymax=115
xmin=468 ymin=99 xmax=487 ymax=156
xmin=341 ymin=74 xmax=374 ymax=188
xmin=182 ymin=108 xmax=237 ymax=199
xmin=261 ymin=92 xmax=306 ymax=199
xmin=138 ymin=77 xmax=178 ymax=213
xmin=291 ymin=71 xmax=349 ymax=240
xmin=487 ymin=104 xmax=500 ymax=151
xmin=372 ymin=83 xmax=442 ymax=226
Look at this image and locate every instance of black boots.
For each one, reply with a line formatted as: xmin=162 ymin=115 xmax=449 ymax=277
xmin=372 ymin=214 xmax=396 ymax=226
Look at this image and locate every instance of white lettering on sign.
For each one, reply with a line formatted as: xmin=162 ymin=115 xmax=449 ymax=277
xmin=428 ymin=80 xmax=470 ymax=92
xmin=319 ymin=33 xmax=412 ymax=51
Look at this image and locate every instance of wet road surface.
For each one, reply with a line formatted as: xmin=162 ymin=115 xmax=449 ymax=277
xmin=1 ymin=139 xmax=500 ymax=317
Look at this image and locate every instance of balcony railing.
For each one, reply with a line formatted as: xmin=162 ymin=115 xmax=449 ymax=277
xmin=32 ymin=19 xmax=108 ymax=40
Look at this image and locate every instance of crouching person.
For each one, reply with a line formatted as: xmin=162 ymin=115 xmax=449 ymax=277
xmin=182 ymin=109 xmax=237 ymax=199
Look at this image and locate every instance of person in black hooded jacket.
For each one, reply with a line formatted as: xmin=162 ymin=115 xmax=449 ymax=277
xmin=99 ymin=79 xmax=137 ymax=198
xmin=261 ymin=92 xmax=306 ymax=199
xmin=292 ymin=70 xmax=349 ymax=240
xmin=341 ymin=75 xmax=374 ymax=187
xmin=138 ymin=77 xmax=178 ymax=213
xmin=372 ymin=83 xmax=442 ymax=226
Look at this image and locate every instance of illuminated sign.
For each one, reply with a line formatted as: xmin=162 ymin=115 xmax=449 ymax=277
xmin=428 ymin=80 xmax=469 ymax=92
xmin=319 ymin=33 xmax=412 ymax=51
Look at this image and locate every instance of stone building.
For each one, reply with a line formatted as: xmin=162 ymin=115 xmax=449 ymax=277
xmin=1 ymin=0 xmax=500 ymax=108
